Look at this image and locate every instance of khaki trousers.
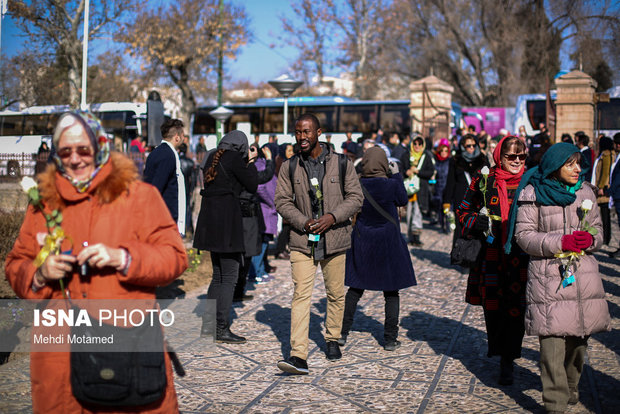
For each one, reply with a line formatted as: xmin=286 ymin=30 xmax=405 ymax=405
xmin=289 ymin=251 xmax=346 ymax=360
xmin=539 ymin=335 xmax=588 ymax=412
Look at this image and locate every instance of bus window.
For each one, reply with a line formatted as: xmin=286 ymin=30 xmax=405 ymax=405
xmin=96 ymin=111 xmax=135 ymax=141
xmin=23 ymin=114 xmax=50 ymax=135
xmin=598 ymin=99 xmax=620 ymax=131
xmin=227 ymin=108 xmax=261 ymax=133
xmin=0 ymin=115 xmax=23 ymax=136
xmin=264 ymin=107 xmax=285 ymax=134
xmin=339 ymin=104 xmax=378 ymax=133
xmin=380 ymin=104 xmax=409 ymax=134
xmin=289 ymin=106 xmax=337 ymax=132
xmin=526 ymin=100 xmax=546 ymax=131
xmin=193 ymin=109 xmax=216 ymax=134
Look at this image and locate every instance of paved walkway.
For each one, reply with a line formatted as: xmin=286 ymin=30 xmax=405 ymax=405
xmin=1 ymin=223 xmax=619 ymax=413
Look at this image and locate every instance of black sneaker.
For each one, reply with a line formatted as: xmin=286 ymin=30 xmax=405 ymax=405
xmin=326 ymin=341 xmax=342 ymax=360
xmin=384 ymin=340 xmax=401 ymax=351
xmin=277 ymin=356 xmax=309 ymax=375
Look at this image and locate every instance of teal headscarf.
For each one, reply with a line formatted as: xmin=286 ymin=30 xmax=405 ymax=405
xmin=504 ymin=142 xmax=583 ymax=254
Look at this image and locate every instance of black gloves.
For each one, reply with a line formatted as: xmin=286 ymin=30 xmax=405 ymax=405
xmin=473 ymin=215 xmax=489 ymax=233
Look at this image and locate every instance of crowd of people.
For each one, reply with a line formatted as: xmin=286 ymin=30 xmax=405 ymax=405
xmin=5 ymin=109 xmax=618 ymax=413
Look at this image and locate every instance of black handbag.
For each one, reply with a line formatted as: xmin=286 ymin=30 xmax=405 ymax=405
xmin=70 ymin=315 xmax=167 ymax=408
xmin=450 ymin=237 xmax=482 ymax=267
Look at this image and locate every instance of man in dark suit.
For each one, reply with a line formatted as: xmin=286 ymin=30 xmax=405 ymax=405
xmin=575 ymin=131 xmax=594 ymax=182
xmin=609 ymin=133 xmax=620 ymax=259
xmin=143 ymin=118 xmax=186 ymax=235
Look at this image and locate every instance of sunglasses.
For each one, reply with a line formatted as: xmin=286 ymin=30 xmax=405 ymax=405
xmin=503 ymin=153 xmax=527 ymax=161
xmin=463 ymin=144 xmax=476 ymax=149
xmin=57 ymin=146 xmax=94 ymax=159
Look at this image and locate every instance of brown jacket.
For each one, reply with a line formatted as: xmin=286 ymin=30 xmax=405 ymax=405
xmin=514 ymin=183 xmax=610 ymax=337
xmin=275 ymin=146 xmax=363 ymax=256
xmin=5 ymin=153 xmax=188 ymax=413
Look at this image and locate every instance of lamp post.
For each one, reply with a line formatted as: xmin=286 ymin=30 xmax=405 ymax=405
xmin=209 ymin=106 xmax=233 ymax=143
xmin=268 ymin=74 xmax=302 ymax=138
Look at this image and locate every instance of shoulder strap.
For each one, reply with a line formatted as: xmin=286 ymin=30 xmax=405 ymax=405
xmin=360 ymin=183 xmax=399 ymax=228
xmin=338 ymin=153 xmax=347 ymax=197
xmin=288 ymin=155 xmax=298 ymax=184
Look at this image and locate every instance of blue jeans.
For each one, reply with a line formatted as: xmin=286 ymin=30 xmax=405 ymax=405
xmin=250 ymin=242 xmax=268 ymax=278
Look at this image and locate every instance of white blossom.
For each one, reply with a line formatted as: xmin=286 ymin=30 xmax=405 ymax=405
xmin=310 ymin=178 xmax=319 ymax=186
xmin=581 ymin=199 xmax=593 ymax=211
xmin=20 ymin=176 xmax=37 ymax=193
xmin=480 ymin=166 xmax=490 ymax=176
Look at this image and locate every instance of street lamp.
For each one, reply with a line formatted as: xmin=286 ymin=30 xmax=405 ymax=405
xmin=209 ymin=106 xmax=233 ymax=143
xmin=268 ymin=74 xmax=303 ymax=138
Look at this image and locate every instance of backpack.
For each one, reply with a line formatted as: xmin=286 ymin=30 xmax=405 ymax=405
xmin=288 ymin=152 xmax=349 ymax=198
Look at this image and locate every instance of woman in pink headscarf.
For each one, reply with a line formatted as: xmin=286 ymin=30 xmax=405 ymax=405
xmin=456 ymin=136 xmax=529 ymax=386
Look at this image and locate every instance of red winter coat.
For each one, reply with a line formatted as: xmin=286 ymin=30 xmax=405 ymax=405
xmin=5 ymin=152 xmax=188 ymax=413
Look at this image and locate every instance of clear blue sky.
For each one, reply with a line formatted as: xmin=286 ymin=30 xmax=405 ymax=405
xmin=0 ymin=0 xmax=300 ymax=85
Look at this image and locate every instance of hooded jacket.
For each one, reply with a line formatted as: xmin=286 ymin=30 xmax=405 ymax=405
xmin=5 ymin=152 xmax=188 ymax=413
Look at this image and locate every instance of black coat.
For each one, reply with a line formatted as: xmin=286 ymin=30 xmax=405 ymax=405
xmin=414 ymin=150 xmax=436 ymax=213
xmin=193 ymin=150 xmax=258 ymax=253
xmin=443 ymin=153 xmax=488 ymax=210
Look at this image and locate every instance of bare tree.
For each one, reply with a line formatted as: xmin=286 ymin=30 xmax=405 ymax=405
xmin=8 ymin=0 xmax=135 ymax=107
xmin=117 ymin=0 xmax=249 ymax=123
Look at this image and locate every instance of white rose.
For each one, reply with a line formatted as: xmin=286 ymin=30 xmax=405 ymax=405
xmin=480 ymin=166 xmax=490 ymax=176
xmin=20 ymin=176 xmax=37 ymax=193
xmin=581 ymin=199 xmax=593 ymax=211
xmin=310 ymin=178 xmax=319 ymax=186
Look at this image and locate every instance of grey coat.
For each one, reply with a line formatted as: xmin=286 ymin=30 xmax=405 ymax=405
xmin=275 ymin=146 xmax=363 ymax=256
xmin=514 ymin=183 xmax=611 ymax=337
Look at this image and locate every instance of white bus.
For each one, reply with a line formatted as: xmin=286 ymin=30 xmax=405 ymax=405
xmin=0 ymin=102 xmax=148 ymax=176
xmin=512 ymin=87 xmax=620 ymax=138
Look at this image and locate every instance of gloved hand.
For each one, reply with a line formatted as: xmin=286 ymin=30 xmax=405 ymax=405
xmin=561 ymin=234 xmax=581 ymax=253
xmin=388 ymin=161 xmax=399 ymax=175
xmin=573 ymin=230 xmax=593 ymax=250
xmin=473 ymin=215 xmax=489 ymax=232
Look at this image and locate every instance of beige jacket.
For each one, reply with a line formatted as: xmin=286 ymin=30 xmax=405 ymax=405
xmin=514 ymin=183 xmax=610 ymax=337
xmin=275 ymin=147 xmax=363 ymax=256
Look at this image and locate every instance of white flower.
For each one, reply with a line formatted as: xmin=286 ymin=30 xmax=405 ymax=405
xmin=581 ymin=199 xmax=593 ymax=211
xmin=20 ymin=176 xmax=37 ymax=193
xmin=310 ymin=178 xmax=319 ymax=186
xmin=480 ymin=166 xmax=490 ymax=176
xmin=480 ymin=207 xmax=488 ymax=216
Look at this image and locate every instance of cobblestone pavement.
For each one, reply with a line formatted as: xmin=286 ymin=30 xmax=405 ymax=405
xmin=1 ymin=222 xmax=619 ymax=413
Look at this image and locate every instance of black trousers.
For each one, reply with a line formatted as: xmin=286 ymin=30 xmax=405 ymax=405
xmin=341 ymin=287 xmax=400 ymax=342
xmin=233 ymin=256 xmax=252 ymax=299
xmin=599 ymin=202 xmax=611 ymax=245
xmin=483 ymin=308 xmax=525 ymax=360
xmin=208 ymin=252 xmax=241 ymax=329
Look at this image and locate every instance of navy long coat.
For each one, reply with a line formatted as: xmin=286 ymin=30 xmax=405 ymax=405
xmin=345 ymin=174 xmax=417 ymax=291
xmin=143 ymin=142 xmax=179 ymax=221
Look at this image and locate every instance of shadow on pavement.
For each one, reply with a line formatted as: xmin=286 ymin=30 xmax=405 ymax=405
xmin=255 ymin=303 xmax=326 ymax=358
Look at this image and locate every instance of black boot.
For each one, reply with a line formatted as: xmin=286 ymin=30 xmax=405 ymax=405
xmin=216 ymin=326 xmax=246 ymax=344
xmin=409 ymin=233 xmax=423 ymax=247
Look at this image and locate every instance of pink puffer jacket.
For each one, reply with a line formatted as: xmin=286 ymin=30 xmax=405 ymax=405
xmin=514 ymin=182 xmax=611 ymax=337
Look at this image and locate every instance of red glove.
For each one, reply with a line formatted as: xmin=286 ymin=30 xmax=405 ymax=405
xmin=573 ymin=230 xmax=593 ymax=250
xmin=561 ymin=235 xmax=581 ymax=253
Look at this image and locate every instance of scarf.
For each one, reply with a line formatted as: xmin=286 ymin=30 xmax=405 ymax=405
xmin=504 ymin=142 xmax=582 ymax=253
xmin=460 ymin=140 xmax=481 ymax=163
xmin=492 ymin=136 xmax=525 ymax=245
xmin=162 ymin=140 xmax=186 ymax=236
xmin=361 ymin=146 xmax=389 ymax=178
xmin=52 ymin=111 xmax=110 ymax=193
xmin=409 ymin=138 xmax=425 ymax=167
